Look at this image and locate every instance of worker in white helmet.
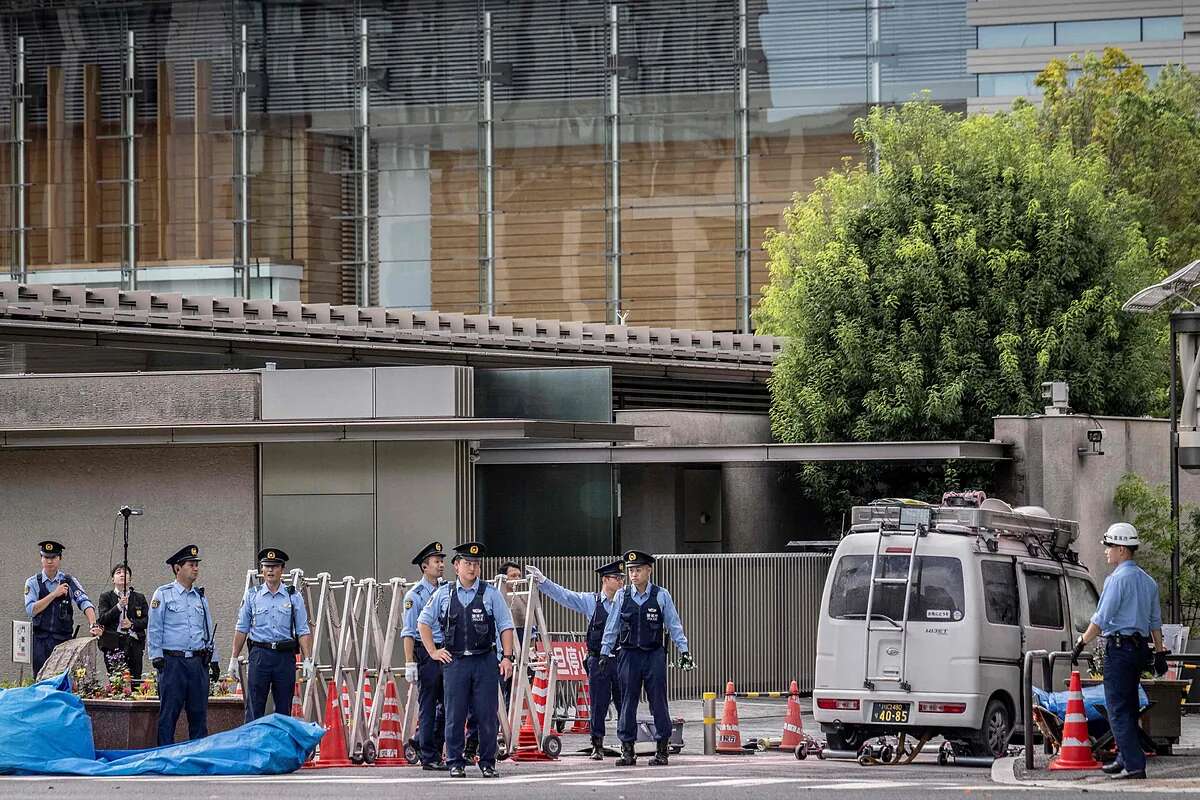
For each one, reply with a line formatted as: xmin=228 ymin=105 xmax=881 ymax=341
xmin=1070 ymin=522 xmax=1168 ymax=780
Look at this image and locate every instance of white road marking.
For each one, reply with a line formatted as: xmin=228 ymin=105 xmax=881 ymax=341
xmin=678 ymin=777 xmax=815 ymax=787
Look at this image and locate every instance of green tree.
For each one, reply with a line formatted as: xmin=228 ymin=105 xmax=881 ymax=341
xmin=757 ymin=99 xmax=1164 ymax=519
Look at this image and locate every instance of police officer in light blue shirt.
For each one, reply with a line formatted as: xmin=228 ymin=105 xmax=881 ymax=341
xmin=230 ymin=548 xmax=313 ymax=723
xmin=25 ymin=540 xmax=101 ymax=675
xmin=598 ymin=550 xmax=694 ymax=767
xmin=418 ymin=541 xmax=515 ymax=779
xmin=401 ymin=541 xmax=449 ymax=771
xmin=525 ymin=560 xmax=626 ymax=760
xmin=148 ymin=544 xmax=219 ymax=746
xmin=1071 ymin=523 xmax=1167 ymax=780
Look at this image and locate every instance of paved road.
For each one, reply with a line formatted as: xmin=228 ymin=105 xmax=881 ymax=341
xmin=5 ymin=751 xmax=1195 ymax=799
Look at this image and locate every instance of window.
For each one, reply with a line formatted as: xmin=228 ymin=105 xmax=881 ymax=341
xmin=1025 ymin=571 xmax=1064 ymax=628
xmin=1056 ymin=18 xmax=1140 ymax=46
xmin=977 ymin=72 xmax=1043 ymax=98
xmin=1066 ymin=575 xmax=1100 ymax=634
xmin=977 ymin=23 xmax=1054 ymax=48
xmin=982 ymin=560 xmax=1019 ymax=626
xmin=827 ymin=555 xmax=965 ymax=623
xmin=1143 ymin=17 xmax=1183 ymax=41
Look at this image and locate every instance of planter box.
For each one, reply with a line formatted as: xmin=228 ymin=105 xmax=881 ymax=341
xmin=83 ymin=697 xmax=245 ymax=750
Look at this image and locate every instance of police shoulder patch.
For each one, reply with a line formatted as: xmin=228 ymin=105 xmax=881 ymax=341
xmin=404 ymin=599 xmax=414 ymax=610
xmin=151 ymin=598 xmax=160 ymax=608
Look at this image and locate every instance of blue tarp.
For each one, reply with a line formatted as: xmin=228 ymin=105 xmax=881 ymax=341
xmin=1032 ymin=683 xmax=1150 ymax=723
xmin=0 ymin=673 xmax=324 ymax=775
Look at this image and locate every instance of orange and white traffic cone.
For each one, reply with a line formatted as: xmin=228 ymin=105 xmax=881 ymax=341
xmin=570 ymin=681 xmax=592 ymax=734
xmin=1049 ymin=671 xmax=1101 ymax=771
xmin=780 ymin=680 xmax=804 ymax=749
xmin=290 ymin=678 xmax=304 ymax=718
xmin=305 ymin=680 xmax=353 ymax=769
xmin=531 ymin=668 xmax=549 ymax=731
xmin=374 ymin=680 xmax=410 ymax=767
xmin=510 ymin=709 xmax=555 ymax=762
xmin=717 ymin=681 xmax=751 ymax=755
xmin=340 ymin=682 xmax=352 ymax=723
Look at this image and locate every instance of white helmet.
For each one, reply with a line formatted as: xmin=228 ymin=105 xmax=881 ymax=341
xmin=1102 ymin=522 xmax=1140 ymax=548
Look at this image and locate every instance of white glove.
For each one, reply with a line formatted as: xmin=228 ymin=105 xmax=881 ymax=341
xmin=405 ymin=661 xmax=419 ymax=683
xmin=227 ymin=657 xmax=242 ymax=680
xmin=525 ymin=565 xmax=546 ymax=584
xmin=301 ymin=658 xmax=315 ymax=680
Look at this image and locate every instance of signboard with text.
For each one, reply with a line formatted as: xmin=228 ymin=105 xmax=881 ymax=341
xmin=11 ymin=620 xmax=30 ymax=664
xmin=535 ymin=640 xmax=589 ymax=681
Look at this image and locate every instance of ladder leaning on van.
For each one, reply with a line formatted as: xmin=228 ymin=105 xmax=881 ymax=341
xmin=861 ymin=508 xmax=930 ymax=693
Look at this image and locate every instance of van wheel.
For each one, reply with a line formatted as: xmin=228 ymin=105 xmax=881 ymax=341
xmin=965 ymin=697 xmax=1012 ymax=757
xmin=827 ymin=726 xmax=864 ymax=751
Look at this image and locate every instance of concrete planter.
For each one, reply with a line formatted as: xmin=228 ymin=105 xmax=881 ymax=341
xmin=83 ymin=697 xmax=245 ymax=750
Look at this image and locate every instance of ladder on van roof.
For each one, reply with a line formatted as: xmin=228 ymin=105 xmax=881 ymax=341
xmin=861 ymin=515 xmax=928 ymax=692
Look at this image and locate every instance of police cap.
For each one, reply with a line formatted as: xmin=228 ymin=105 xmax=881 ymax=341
xmin=166 ymin=544 xmax=202 ymax=566
xmin=38 ymin=540 xmax=65 ymax=557
xmin=258 ymin=548 xmax=289 ymax=565
xmin=412 ymin=541 xmax=445 ymax=566
xmin=453 ymin=541 xmax=486 ymax=562
xmin=622 ymin=549 xmax=655 ymax=567
xmin=596 ymin=560 xmax=626 ymax=577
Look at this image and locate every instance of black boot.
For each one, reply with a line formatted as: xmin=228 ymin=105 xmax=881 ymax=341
xmin=615 ymin=741 xmax=637 ymax=767
xmin=649 ymin=739 xmax=670 ymax=766
xmin=590 ymin=735 xmax=604 ymax=761
xmin=463 ymin=736 xmax=479 ymax=763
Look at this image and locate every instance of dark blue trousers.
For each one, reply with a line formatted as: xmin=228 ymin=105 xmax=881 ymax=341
xmin=416 ymin=651 xmax=446 ymax=765
xmin=586 ymin=654 xmax=623 ymax=738
xmin=246 ymin=646 xmax=296 ymax=723
xmin=157 ymin=654 xmax=208 ymax=745
xmin=443 ymin=653 xmax=499 ymax=769
xmin=617 ymin=648 xmax=670 ymax=743
xmin=1103 ymin=639 xmax=1147 ymax=773
xmin=32 ymin=632 xmax=69 ymax=676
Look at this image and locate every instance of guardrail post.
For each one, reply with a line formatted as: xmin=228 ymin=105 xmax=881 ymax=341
xmin=702 ymin=691 xmax=717 ymax=755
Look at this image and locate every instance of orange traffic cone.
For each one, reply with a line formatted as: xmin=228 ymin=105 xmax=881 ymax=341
xmin=374 ymin=680 xmax=410 ymax=767
xmin=340 ymin=682 xmax=351 ymax=722
xmin=780 ymin=680 xmax=804 ymax=749
xmin=510 ymin=709 xmax=555 ymax=762
xmin=290 ymin=678 xmax=304 ymax=718
xmin=305 ymin=680 xmax=353 ymax=769
xmin=717 ymin=681 xmax=751 ymax=755
xmin=570 ymin=681 xmax=592 ymax=734
xmin=1049 ymin=671 xmax=1101 ymax=771
xmin=530 ymin=668 xmax=549 ymax=730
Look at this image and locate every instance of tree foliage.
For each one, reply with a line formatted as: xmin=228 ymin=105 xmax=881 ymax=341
xmin=757 ymin=98 xmax=1166 ymax=518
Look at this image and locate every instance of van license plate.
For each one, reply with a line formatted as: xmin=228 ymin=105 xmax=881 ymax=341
xmin=871 ymin=702 xmax=910 ymax=724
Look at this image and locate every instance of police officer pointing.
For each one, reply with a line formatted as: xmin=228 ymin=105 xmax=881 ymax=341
xmin=401 ymin=541 xmax=449 ymax=771
xmin=1071 ymin=523 xmax=1168 ymax=780
xmin=598 ymin=550 xmax=694 ymax=767
xmin=526 ymin=560 xmax=626 ymax=760
xmin=417 ymin=542 xmax=515 ymax=779
xmin=148 ymin=544 xmax=220 ymax=746
xmin=25 ymin=540 xmax=101 ymax=675
xmin=230 ymin=548 xmax=314 ymax=723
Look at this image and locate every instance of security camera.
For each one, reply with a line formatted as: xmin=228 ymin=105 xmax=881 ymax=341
xmin=1087 ymin=429 xmax=1103 ymax=445
xmin=1042 ymin=381 xmax=1071 ymax=415
xmin=1079 ymin=428 xmax=1104 ymax=457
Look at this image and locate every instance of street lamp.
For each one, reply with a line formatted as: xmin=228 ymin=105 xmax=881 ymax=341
xmin=1122 ymin=259 xmax=1200 ymax=625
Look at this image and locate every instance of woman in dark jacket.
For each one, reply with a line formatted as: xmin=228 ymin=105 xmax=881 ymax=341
xmin=97 ymin=564 xmax=149 ymax=677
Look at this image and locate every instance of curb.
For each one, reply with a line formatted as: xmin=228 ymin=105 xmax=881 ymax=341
xmin=990 ymin=755 xmax=1021 ymax=786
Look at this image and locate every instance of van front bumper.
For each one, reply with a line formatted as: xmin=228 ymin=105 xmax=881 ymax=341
xmin=812 ymin=690 xmax=983 ymax=730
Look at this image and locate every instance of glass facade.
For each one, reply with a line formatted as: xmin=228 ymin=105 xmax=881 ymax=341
xmin=0 ymin=1 xmax=972 ymax=331
xmin=975 ymin=16 xmax=1183 ymax=49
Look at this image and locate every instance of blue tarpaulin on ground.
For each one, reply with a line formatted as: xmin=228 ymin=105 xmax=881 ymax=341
xmin=1032 ymin=683 xmax=1149 ymax=722
xmin=0 ymin=673 xmax=324 ymax=775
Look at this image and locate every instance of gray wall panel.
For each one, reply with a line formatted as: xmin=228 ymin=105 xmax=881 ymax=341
xmin=374 ymin=366 xmax=468 ymax=418
xmin=260 ymin=368 xmax=375 ymax=420
xmin=260 ymin=494 xmax=375 ymax=580
xmin=376 ymin=440 xmax=462 ymax=578
xmin=261 ymin=442 xmax=375 ymax=496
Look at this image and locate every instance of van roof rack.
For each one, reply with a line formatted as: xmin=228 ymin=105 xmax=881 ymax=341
xmin=848 ymin=497 xmax=1080 ymax=560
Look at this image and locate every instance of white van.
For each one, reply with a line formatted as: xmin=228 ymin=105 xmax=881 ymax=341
xmin=813 ymin=497 xmax=1100 ymax=757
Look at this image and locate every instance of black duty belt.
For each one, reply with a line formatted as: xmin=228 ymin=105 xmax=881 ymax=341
xmin=249 ymin=639 xmax=298 ymax=652
xmin=163 ymin=649 xmax=209 ymax=658
xmin=449 ymin=646 xmax=495 ymax=658
xmin=1106 ymin=633 xmax=1147 ymax=648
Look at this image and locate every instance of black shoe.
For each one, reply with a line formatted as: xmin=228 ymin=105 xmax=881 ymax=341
xmin=463 ymin=738 xmax=479 ymax=763
xmin=649 ymin=739 xmax=670 ymax=766
xmin=590 ymin=735 xmax=605 ymax=761
xmin=615 ymin=742 xmax=637 ymax=767
xmin=422 ymin=761 xmax=449 ymax=772
xmin=449 ymin=766 xmax=466 ymax=778
xmin=1101 ymin=761 xmax=1125 ymax=775
xmin=1110 ymin=770 xmax=1146 ymax=780
xmin=480 ymin=765 xmax=499 ymax=778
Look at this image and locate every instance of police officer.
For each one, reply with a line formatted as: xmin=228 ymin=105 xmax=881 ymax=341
xmin=525 ymin=560 xmax=626 ymax=760
xmin=417 ymin=542 xmax=515 ymax=779
xmin=24 ymin=540 xmax=101 ymax=676
xmin=1071 ymin=523 xmax=1168 ymax=780
xmin=148 ymin=544 xmax=220 ymax=746
xmin=598 ymin=550 xmax=694 ymax=767
xmin=230 ymin=548 xmax=314 ymax=723
xmin=401 ymin=540 xmax=449 ymax=771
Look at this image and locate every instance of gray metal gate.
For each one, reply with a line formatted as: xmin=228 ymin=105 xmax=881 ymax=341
xmin=483 ymin=553 xmax=832 ymax=700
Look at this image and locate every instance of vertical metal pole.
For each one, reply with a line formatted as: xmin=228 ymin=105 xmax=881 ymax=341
xmin=1170 ymin=316 xmax=1181 ymax=624
xmin=606 ymin=4 xmax=621 ymax=323
xmin=123 ymin=30 xmax=138 ymax=289
xmin=702 ymin=691 xmax=717 ymax=755
xmin=736 ymin=0 xmax=751 ymax=334
xmin=12 ymin=36 xmax=26 ymax=282
xmin=868 ymin=0 xmax=882 ymax=173
xmin=357 ymin=17 xmax=371 ymax=307
xmin=236 ymin=23 xmax=250 ymax=298
xmin=480 ymin=11 xmax=495 ymax=315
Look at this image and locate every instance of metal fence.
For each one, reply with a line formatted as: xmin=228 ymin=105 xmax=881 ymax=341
xmin=483 ymin=553 xmax=832 ymax=700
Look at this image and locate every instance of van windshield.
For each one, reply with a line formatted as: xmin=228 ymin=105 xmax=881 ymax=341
xmin=828 ymin=554 xmax=965 ymax=623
